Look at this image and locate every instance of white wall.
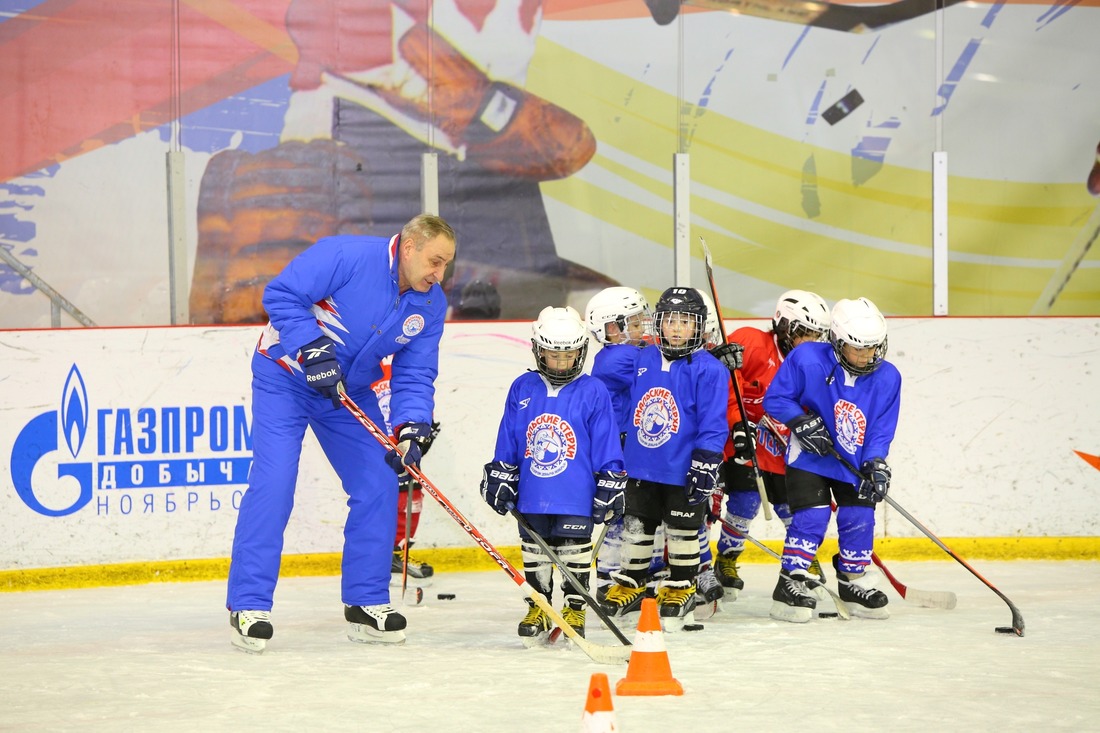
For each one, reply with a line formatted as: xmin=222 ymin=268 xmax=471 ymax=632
xmin=1 ymin=318 xmax=1097 ymax=571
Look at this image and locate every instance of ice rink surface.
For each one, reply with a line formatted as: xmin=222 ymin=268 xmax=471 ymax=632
xmin=2 ymin=561 xmax=1097 ymax=732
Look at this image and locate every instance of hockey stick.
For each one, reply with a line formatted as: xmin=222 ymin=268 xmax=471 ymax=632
xmin=338 ymin=389 xmax=631 ymax=664
xmin=716 ymin=513 xmax=851 ymax=619
xmin=397 ymin=479 xmax=424 ymax=606
xmin=826 ymin=446 xmax=1024 ymax=636
xmin=760 ymin=414 xmax=958 ymax=610
xmin=700 ymin=237 xmax=773 ymax=521
xmin=510 ymin=510 xmax=633 ymax=646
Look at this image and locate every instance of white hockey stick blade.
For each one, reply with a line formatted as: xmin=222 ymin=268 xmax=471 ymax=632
xmin=401 ymin=586 xmax=425 ymax=607
xmin=905 ymin=588 xmax=958 ymax=610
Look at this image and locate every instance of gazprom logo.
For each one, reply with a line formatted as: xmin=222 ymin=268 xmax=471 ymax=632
xmin=9 ymin=364 xmax=253 ymax=518
xmin=11 ymin=365 xmax=93 ymax=516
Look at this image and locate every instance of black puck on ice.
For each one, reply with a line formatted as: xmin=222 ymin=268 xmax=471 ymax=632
xmin=683 ymin=623 xmax=704 ymax=631
xmin=819 ymin=612 xmax=840 ymax=618
xmin=437 ymin=593 xmax=456 ymax=600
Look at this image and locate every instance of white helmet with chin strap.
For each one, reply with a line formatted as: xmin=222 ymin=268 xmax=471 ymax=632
xmin=830 ymin=297 xmax=888 ymax=375
xmin=695 ymin=289 xmax=722 ymax=349
xmin=531 ymin=306 xmax=589 ymax=385
xmin=584 ymin=287 xmax=651 ymax=345
xmin=773 ymin=289 xmax=831 ymax=356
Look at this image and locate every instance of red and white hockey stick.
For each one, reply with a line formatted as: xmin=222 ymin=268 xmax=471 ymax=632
xmin=759 ymin=414 xmax=959 ymax=610
xmin=827 ymin=447 xmax=1025 ymax=636
xmin=338 ymin=389 xmax=631 ymax=664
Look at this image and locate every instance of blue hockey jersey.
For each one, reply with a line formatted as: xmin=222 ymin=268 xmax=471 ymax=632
xmin=492 ymin=371 xmax=625 ymax=517
xmin=592 ymin=344 xmax=729 ymax=486
xmin=763 ymin=341 xmax=901 ymax=484
xmin=252 ymin=233 xmax=446 ymax=428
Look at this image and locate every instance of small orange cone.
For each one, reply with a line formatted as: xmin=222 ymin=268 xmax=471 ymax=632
xmin=580 ymin=672 xmax=618 ymax=732
xmin=615 ymin=597 xmax=683 ymax=696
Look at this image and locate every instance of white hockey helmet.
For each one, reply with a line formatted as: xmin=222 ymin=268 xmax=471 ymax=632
xmin=695 ymin=289 xmax=722 ymax=349
xmin=830 ymin=297 xmax=888 ymax=375
xmin=653 ymin=287 xmax=707 ymax=360
xmin=531 ymin=306 xmax=589 ymax=385
xmin=584 ymin=286 xmax=652 ymax=345
xmin=773 ymin=289 xmax=831 ymax=356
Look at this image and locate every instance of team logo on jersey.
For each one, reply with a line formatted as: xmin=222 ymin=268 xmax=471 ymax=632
xmin=525 ymin=413 xmax=578 ymax=478
xmin=402 ymin=314 xmax=425 ymax=338
xmin=633 ymin=387 xmax=680 ymax=448
xmin=833 ymin=399 xmax=867 ymax=455
xmin=371 ymin=379 xmax=392 ymax=433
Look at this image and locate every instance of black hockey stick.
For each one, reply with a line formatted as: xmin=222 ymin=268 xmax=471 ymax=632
xmin=826 ymin=446 xmax=1024 ymax=636
xmin=700 ymin=237 xmax=774 ymax=521
xmin=759 ymin=414 xmax=958 ymax=610
xmin=338 ymin=389 xmax=631 ymax=664
xmin=510 ymin=510 xmax=632 ymax=646
xmin=715 ymin=511 xmax=851 ymax=619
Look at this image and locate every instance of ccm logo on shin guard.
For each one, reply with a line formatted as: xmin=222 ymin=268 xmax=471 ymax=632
xmin=562 ymin=524 xmax=586 ymax=531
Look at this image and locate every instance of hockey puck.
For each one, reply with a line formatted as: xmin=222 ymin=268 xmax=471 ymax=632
xmin=819 ymin=612 xmax=840 ymax=618
xmin=683 ymin=623 xmax=704 ymax=632
xmin=437 ymin=593 xmax=456 ymax=600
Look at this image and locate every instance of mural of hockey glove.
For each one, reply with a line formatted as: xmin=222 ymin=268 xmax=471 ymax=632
xmin=788 ymin=412 xmax=833 ymax=456
xmin=385 ymin=422 xmax=434 ymax=476
xmin=592 ymin=470 xmax=627 ymax=523
xmin=731 ymin=420 xmax=756 ymax=465
xmin=686 ymin=449 xmax=723 ymax=506
xmin=191 ymin=139 xmax=373 ymax=324
xmin=300 ymin=336 xmax=343 ymax=407
xmin=710 ymin=341 xmax=744 ymax=371
xmin=858 ymin=458 xmax=891 ymax=502
xmin=480 ymin=461 xmax=519 ymax=516
xmin=324 ymin=22 xmax=596 ymax=181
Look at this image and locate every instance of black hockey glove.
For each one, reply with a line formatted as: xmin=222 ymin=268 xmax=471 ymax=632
xmin=592 ymin=470 xmax=627 ymax=524
xmin=858 ymin=458 xmax=891 ymax=503
xmin=480 ymin=461 xmax=519 ymax=516
xmin=301 ymin=336 xmax=343 ymax=407
xmin=709 ymin=341 xmax=744 ymax=372
xmin=385 ymin=422 xmax=433 ymax=476
xmin=731 ymin=420 xmax=756 ymax=465
xmin=419 ymin=421 xmax=442 ymax=457
xmin=686 ymin=449 xmax=723 ymax=506
xmin=787 ymin=412 xmax=833 ymax=457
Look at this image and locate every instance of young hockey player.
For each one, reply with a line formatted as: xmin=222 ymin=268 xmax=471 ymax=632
xmin=763 ymin=297 xmax=901 ymax=622
xmin=713 ymin=290 xmax=832 ymax=597
xmin=480 ymin=306 xmax=627 ymax=645
xmin=584 ymin=287 xmax=652 ymax=600
xmin=592 ymin=287 xmax=730 ymax=631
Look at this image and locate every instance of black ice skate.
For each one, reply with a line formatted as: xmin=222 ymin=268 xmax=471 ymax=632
xmin=230 ymin=610 xmax=273 ymax=654
xmin=833 ymin=555 xmax=890 ymax=619
xmin=770 ymin=569 xmax=817 ymax=623
xmin=517 ymin=599 xmax=552 ymax=647
xmin=345 ymin=603 xmax=408 ymax=644
xmin=714 ymin=551 xmax=745 ymax=599
xmin=693 ymin=564 xmax=724 ymax=620
xmin=657 ymin=580 xmax=698 ymax=633
xmin=391 ymin=548 xmax=434 ymax=586
xmin=599 ymin=576 xmax=646 ymax=619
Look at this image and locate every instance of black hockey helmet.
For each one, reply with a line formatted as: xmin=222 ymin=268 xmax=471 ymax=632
xmin=653 ymin=287 xmax=707 ymax=360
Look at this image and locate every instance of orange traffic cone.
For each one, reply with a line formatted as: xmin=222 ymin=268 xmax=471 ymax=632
xmin=580 ymin=672 xmax=619 ymax=732
xmin=615 ymin=597 xmax=683 ymax=696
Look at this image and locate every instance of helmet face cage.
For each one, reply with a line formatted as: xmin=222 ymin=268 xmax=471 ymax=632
xmin=585 ymin=287 xmax=652 ymax=345
xmin=653 ymin=287 xmax=707 ymax=359
xmin=531 ymin=306 xmax=589 ymax=386
xmin=829 ymin=297 xmax=888 ymax=375
xmin=773 ymin=289 xmax=831 ymax=356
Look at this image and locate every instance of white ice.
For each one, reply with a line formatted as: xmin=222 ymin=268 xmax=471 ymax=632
xmin=2 ymin=561 xmax=1097 ymax=732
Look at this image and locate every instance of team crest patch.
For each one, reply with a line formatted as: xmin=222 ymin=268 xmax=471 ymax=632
xmin=402 ymin=314 xmax=425 ymax=337
xmin=525 ymin=414 xmax=578 ymax=478
xmin=634 ymin=387 xmax=680 ymax=448
xmin=833 ymin=399 xmax=867 ymax=455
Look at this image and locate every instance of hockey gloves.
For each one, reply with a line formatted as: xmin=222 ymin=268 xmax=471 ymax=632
xmin=686 ymin=449 xmax=723 ymax=506
xmin=710 ymin=341 xmax=744 ymax=372
xmin=385 ymin=422 xmax=434 ymax=476
xmin=788 ymin=412 xmax=833 ymax=456
xmin=301 ymin=336 xmax=343 ymax=407
xmin=858 ymin=458 xmax=891 ymax=503
xmin=731 ymin=420 xmax=756 ymax=465
xmin=592 ymin=470 xmax=628 ymax=524
xmin=480 ymin=461 xmax=519 ymax=516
